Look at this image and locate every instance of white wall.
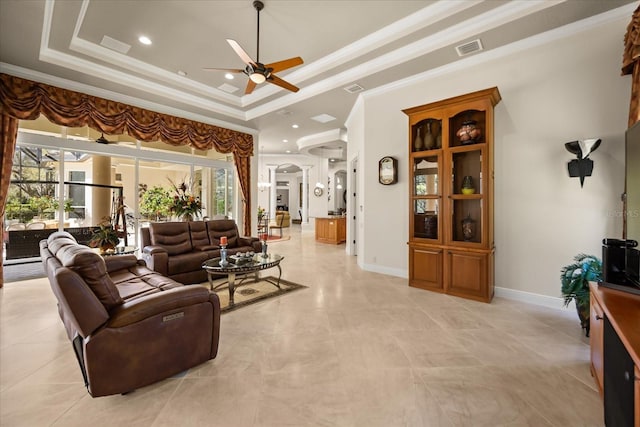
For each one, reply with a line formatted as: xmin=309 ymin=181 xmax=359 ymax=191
xmin=258 ymin=153 xmax=330 ymax=221
xmin=348 ymin=13 xmax=629 ymax=299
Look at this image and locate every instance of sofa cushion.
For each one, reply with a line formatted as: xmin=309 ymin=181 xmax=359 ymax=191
xmin=149 ymin=222 xmax=192 ymax=255
xmin=56 ymin=244 xmax=124 ymax=311
xmin=47 ymin=231 xmax=78 ymax=254
xmin=114 ymin=280 xmax=159 ymax=301
xmin=206 ymin=220 xmax=238 ymax=248
xmin=189 ymin=221 xmax=210 ymax=248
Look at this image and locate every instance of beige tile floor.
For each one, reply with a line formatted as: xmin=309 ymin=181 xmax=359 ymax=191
xmin=0 ymin=227 xmax=603 ymax=426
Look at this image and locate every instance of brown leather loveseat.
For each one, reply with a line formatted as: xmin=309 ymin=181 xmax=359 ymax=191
xmin=141 ymin=219 xmax=261 ymax=284
xmin=40 ymin=231 xmax=221 ymax=397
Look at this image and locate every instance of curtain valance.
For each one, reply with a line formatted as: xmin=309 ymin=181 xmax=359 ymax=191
xmin=0 ymin=73 xmax=253 ymax=283
xmin=0 ymin=73 xmax=253 ymax=155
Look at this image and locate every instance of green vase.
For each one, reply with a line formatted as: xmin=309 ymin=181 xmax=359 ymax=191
xmin=461 ymin=176 xmax=475 ymax=194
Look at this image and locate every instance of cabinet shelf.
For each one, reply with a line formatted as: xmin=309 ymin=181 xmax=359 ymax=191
xmin=450 ymin=194 xmax=483 ymax=200
xmin=404 ymin=87 xmax=501 ymax=303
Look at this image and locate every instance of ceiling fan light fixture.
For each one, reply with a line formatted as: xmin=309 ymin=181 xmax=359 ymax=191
xmin=250 ymin=72 xmax=266 ymax=84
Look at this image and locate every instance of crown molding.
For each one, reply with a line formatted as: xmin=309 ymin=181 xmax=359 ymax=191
xmin=362 ymin=2 xmax=636 ymax=101
xmin=69 ymin=1 xmax=241 ymax=107
xmin=37 ymin=0 xmax=559 ymax=123
xmin=241 ymin=0 xmax=483 ymax=105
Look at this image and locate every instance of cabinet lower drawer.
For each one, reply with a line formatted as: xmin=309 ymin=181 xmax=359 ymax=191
xmin=445 ymin=249 xmax=493 ymax=302
xmin=409 ymin=245 xmax=443 ymax=291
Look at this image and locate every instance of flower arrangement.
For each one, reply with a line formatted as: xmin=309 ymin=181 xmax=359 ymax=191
xmin=168 ymin=177 xmax=203 ymax=221
xmin=89 ymin=217 xmax=120 ymax=253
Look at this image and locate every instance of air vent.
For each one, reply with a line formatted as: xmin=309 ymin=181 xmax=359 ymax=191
xmin=311 ymin=114 xmax=336 ymax=123
xmin=344 ymin=83 xmax=364 ymax=94
xmin=217 ymin=83 xmax=239 ymax=94
xmin=277 ymin=109 xmax=293 ymax=116
xmin=455 ymin=39 xmax=483 ymax=57
xmin=100 ymin=35 xmax=131 ymax=54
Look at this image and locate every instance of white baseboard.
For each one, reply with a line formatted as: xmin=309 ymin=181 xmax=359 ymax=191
xmin=495 ymin=286 xmax=573 ymax=311
xmin=362 ymin=263 xmax=409 ymax=279
xmin=359 ymin=265 xmax=572 ymax=311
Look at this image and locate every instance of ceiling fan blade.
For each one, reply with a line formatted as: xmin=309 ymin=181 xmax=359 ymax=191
xmin=265 ymin=57 xmax=303 ymax=73
xmin=245 ymin=79 xmax=257 ymax=95
xmin=226 ymin=39 xmax=256 ymax=66
xmin=203 ymin=67 xmax=245 ymax=73
xmin=268 ymin=74 xmax=299 ymax=93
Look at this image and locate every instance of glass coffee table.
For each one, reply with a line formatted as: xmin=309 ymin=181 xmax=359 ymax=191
xmin=202 ymin=253 xmax=284 ymax=306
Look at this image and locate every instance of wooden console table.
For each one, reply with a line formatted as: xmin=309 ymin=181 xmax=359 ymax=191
xmin=315 ymin=216 xmax=346 ymax=244
xmin=589 ymin=282 xmax=640 ymax=426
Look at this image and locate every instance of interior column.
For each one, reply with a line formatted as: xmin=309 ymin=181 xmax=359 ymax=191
xmin=268 ymin=165 xmax=277 ymax=219
xmin=301 ymin=165 xmax=311 ymax=224
xmin=92 ymin=155 xmax=112 ymax=225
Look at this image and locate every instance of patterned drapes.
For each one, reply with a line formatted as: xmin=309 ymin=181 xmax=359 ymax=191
xmin=0 ymin=73 xmax=254 ymax=284
xmin=623 ymin=4 xmax=640 ymax=127
xmin=0 ymin=114 xmax=19 ymax=286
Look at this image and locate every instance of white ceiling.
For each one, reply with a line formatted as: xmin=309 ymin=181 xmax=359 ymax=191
xmin=0 ymin=0 xmax=635 ymax=160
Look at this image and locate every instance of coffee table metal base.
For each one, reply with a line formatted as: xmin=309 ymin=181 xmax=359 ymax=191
xmin=203 ymin=255 xmax=284 ymax=306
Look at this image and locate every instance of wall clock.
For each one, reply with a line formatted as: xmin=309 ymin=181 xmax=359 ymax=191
xmin=379 ymin=156 xmax=398 ymax=185
xmin=314 ymin=186 xmax=323 ymax=196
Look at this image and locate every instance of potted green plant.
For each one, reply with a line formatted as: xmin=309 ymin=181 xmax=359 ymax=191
xmin=88 ymin=218 xmax=120 ymax=253
xmin=560 ymin=253 xmax=602 ymax=337
xmin=140 ymin=185 xmax=172 ymax=221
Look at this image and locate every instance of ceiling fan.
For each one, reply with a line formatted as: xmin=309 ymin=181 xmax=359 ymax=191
xmin=204 ymin=0 xmax=303 ymax=95
xmin=96 ymin=133 xmax=111 ymax=144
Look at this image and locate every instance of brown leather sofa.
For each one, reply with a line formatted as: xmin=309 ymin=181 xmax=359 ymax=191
xmin=141 ymin=219 xmax=262 ymax=284
xmin=40 ymin=231 xmax=221 ymax=397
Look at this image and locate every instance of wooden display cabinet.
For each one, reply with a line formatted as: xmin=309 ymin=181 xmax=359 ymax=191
xmin=403 ymin=87 xmax=501 ymax=302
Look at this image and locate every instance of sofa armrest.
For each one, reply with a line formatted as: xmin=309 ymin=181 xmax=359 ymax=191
xmin=142 ymin=245 xmax=169 ymax=275
xmin=104 ymin=255 xmax=139 ymax=274
xmin=107 ymin=286 xmax=216 ymax=328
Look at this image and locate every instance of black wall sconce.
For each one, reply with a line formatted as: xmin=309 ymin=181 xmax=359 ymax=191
xmin=565 ymin=138 xmax=601 ymax=187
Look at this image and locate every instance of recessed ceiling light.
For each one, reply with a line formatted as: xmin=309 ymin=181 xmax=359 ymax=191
xmin=138 ymin=35 xmax=152 ymax=45
xmin=177 ymin=70 xmax=187 ymax=77
xmin=224 ymin=73 xmax=234 ymax=80
xmin=285 ymin=150 xmax=291 ymax=153
xmin=283 ymin=139 xmax=288 ymax=143
xmin=292 ymin=124 xmax=299 ymax=129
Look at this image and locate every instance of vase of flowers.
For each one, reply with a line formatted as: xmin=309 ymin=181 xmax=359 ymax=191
xmin=168 ymin=178 xmax=203 ymax=221
xmin=88 ymin=218 xmax=120 ymax=253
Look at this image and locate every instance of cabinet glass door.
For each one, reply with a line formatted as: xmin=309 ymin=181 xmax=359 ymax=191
xmin=451 ymin=199 xmax=482 ymax=243
xmin=451 ymin=149 xmax=482 ymax=195
xmin=450 ymin=147 xmax=483 ymax=244
xmin=413 ymin=155 xmax=440 ymax=240
xmin=412 ymin=118 xmax=442 ymax=153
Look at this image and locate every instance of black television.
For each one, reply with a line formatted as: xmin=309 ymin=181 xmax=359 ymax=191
xmin=602 ymin=122 xmax=640 ymax=294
